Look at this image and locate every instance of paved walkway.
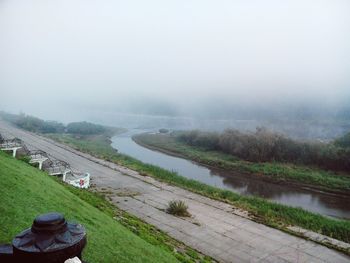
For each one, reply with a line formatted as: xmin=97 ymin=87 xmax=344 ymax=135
xmin=0 ymin=121 xmax=349 ymax=263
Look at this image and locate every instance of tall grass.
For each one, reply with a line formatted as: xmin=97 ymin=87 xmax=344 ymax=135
xmin=134 ymin=133 xmax=350 ymax=192
xmin=175 ymin=128 xmax=350 ymax=172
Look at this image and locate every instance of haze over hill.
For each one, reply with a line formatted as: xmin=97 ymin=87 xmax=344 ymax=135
xmin=1 ymin=0 xmax=350 ymax=135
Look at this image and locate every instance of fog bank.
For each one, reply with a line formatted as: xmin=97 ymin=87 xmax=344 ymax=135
xmin=1 ymin=0 xmax=349 ymax=124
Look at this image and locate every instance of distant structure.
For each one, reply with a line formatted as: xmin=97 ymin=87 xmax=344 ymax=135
xmin=0 ymin=133 xmax=90 ymax=189
xmin=28 ymin=150 xmax=49 ymax=170
xmin=0 ymin=137 xmax=23 ymax=157
xmin=43 ymin=160 xmax=90 ymax=188
xmin=63 ymin=171 xmax=90 ymax=189
xmin=44 ymin=159 xmax=71 ymax=176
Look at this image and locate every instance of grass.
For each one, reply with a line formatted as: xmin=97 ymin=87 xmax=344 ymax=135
xmin=167 ymin=200 xmax=191 ymax=217
xmin=48 ymin=133 xmax=120 ymax=159
xmin=45 ymin=133 xmax=350 ymax=246
xmin=133 ymin=133 xmax=350 ymax=193
xmin=0 ymin=151 xmax=212 ymax=263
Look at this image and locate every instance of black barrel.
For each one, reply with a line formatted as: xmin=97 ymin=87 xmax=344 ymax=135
xmin=10 ymin=212 xmax=87 ymax=263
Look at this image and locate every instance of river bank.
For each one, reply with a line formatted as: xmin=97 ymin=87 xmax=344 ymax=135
xmin=114 ymin=132 xmax=350 ymax=219
xmin=133 ymin=133 xmax=350 ymax=195
xmin=43 ymin=131 xmax=350 ymax=247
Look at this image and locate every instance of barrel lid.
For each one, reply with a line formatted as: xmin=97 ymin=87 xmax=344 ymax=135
xmin=32 ymin=212 xmax=66 ymax=233
xmin=12 ymin=213 xmax=86 ymax=253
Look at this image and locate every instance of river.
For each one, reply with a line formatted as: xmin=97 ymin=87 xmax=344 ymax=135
xmin=111 ymin=131 xmax=350 ymax=219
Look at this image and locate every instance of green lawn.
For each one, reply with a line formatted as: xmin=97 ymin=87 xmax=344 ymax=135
xmin=45 ymin=133 xmax=350 ymax=248
xmin=0 ymin=151 xmax=200 ymax=263
xmin=133 ymin=133 xmax=350 ymax=193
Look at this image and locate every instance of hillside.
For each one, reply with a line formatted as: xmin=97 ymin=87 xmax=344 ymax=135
xmin=0 ymin=151 xmax=181 ymax=263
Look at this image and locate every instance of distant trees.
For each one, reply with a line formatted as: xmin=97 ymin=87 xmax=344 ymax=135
xmin=15 ymin=114 xmax=43 ymax=132
xmin=0 ymin=112 xmax=106 ymax=135
xmin=178 ymin=130 xmax=220 ymax=151
xmin=159 ymin=128 xmax=169 ymax=134
xmin=66 ymin=121 xmax=106 ymax=135
xmin=334 ymin=132 xmax=350 ymax=148
xmin=176 ymin=128 xmax=350 ymax=172
xmin=40 ymin=121 xmax=65 ymax=133
xmin=2 ymin=113 xmax=65 ymax=133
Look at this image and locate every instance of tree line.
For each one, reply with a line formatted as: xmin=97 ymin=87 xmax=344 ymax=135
xmin=176 ymin=127 xmax=350 ymax=172
xmin=0 ymin=112 xmax=106 ymax=135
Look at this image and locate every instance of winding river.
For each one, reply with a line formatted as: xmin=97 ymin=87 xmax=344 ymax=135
xmin=111 ymin=131 xmax=350 ymax=219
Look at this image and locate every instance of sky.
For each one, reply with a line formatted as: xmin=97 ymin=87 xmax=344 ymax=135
xmin=0 ymin=0 xmax=350 ymax=122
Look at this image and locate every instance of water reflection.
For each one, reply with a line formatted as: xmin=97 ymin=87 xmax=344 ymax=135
xmin=111 ymin=132 xmax=350 ymax=219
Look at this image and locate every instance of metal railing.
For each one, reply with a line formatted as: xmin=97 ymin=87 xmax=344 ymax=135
xmin=44 ymin=159 xmax=71 ymax=175
xmin=0 ymin=138 xmax=23 ymax=149
xmin=0 ymin=133 xmax=90 ymax=189
xmin=29 ymin=150 xmax=49 ymax=160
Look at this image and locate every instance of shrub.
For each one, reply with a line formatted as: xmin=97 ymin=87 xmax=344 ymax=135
xmin=0 ymin=112 xmax=65 ymax=134
xmin=334 ymin=132 xmax=350 ymax=148
xmin=176 ymin=128 xmax=350 ymax=172
xmin=159 ymin=129 xmax=169 ymax=133
xmin=67 ymin=121 xmax=106 ymax=135
xmin=166 ymin=200 xmax=190 ymax=217
xmin=17 ymin=155 xmax=31 ymax=163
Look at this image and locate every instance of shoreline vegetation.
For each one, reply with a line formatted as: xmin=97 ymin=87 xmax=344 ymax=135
xmin=133 ymin=132 xmax=350 ymax=194
xmin=45 ymin=132 xmax=350 ymax=248
xmin=173 ymin=128 xmax=350 ymax=173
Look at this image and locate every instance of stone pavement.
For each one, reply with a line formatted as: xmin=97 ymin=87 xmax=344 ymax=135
xmin=0 ymin=120 xmax=349 ymax=263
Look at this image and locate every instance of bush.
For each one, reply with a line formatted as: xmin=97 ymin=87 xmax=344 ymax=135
xmin=176 ymin=128 xmax=350 ymax=172
xmin=334 ymin=132 xmax=350 ymax=148
xmin=159 ymin=129 xmax=169 ymax=134
xmin=40 ymin=121 xmax=65 ymax=133
xmin=2 ymin=113 xmax=65 ymax=134
xmin=178 ymin=130 xmax=220 ymax=151
xmin=17 ymin=155 xmax=31 ymax=163
xmin=166 ymin=200 xmax=190 ymax=217
xmin=66 ymin=121 xmax=106 ymax=135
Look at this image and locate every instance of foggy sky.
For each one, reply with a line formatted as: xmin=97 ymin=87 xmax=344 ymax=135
xmin=1 ymin=0 xmax=350 ymax=121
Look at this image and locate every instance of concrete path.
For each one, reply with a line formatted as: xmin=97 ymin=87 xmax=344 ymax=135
xmin=0 ymin=121 xmax=349 ymax=263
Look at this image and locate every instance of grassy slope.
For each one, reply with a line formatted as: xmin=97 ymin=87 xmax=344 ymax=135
xmin=134 ymin=133 xmax=350 ymax=193
xmin=0 ymin=152 xmax=185 ymax=263
xmin=46 ymin=133 xmax=350 ymax=246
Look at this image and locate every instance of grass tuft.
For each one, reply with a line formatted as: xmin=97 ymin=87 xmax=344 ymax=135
xmin=167 ymin=200 xmax=191 ymax=217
